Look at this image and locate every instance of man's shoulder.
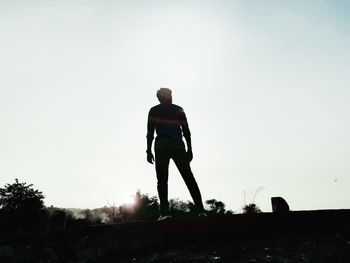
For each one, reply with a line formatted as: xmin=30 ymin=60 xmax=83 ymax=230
xmin=149 ymin=104 xmax=161 ymax=112
xmin=171 ymin=104 xmax=183 ymax=110
xmin=149 ymin=103 xmax=183 ymax=111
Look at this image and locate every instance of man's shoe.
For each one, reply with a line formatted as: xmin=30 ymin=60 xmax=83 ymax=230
xmin=157 ymin=214 xmax=172 ymax=221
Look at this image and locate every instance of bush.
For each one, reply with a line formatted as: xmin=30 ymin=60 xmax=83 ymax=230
xmin=205 ymin=199 xmax=234 ymax=216
xmin=242 ymin=203 xmax=262 ymax=214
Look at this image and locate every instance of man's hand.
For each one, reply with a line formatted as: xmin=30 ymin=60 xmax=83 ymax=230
xmin=147 ymin=152 xmax=154 ymax=164
xmin=187 ymin=149 xmax=193 ymax=162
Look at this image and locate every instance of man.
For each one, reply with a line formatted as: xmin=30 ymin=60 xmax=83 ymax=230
xmin=146 ymin=88 xmax=205 ymax=220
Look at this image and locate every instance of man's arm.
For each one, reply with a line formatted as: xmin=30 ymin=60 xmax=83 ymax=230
xmin=146 ymin=109 xmax=155 ymax=164
xmin=179 ymin=108 xmax=193 ymax=162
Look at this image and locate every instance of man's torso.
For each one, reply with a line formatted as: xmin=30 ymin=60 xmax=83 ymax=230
xmin=148 ymin=103 xmax=186 ymax=150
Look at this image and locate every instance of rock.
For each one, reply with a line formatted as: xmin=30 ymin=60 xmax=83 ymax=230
xmin=271 ymin=197 xmax=290 ymax=213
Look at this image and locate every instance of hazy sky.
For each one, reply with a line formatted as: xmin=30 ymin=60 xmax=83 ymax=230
xmin=1 ymin=0 xmax=349 ymax=212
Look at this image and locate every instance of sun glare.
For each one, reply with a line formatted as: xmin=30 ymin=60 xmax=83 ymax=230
xmin=119 ymin=193 xmax=136 ymax=206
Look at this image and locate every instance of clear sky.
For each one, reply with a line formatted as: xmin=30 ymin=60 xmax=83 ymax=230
xmin=1 ymin=0 xmax=349 ymax=212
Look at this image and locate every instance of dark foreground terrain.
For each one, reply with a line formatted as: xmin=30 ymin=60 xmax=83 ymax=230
xmin=0 ymin=209 xmax=349 ymax=263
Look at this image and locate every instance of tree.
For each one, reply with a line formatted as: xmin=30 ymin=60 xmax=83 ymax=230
xmin=206 ymin=199 xmax=226 ymax=215
xmin=134 ymin=192 xmax=159 ymax=220
xmin=0 ymin=179 xmax=46 ymax=231
xmin=242 ymin=203 xmax=262 ymax=214
xmin=0 ymin=179 xmax=45 ymax=211
xmin=169 ymin=198 xmax=194 ymax=217
xmin=119 ymin=191 xmax=159 ymax=221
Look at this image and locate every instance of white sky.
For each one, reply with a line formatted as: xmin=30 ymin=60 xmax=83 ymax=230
xmin=1 ymin=0 xmax=349 ymax=212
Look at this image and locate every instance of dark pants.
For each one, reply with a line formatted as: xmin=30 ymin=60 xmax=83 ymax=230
xmin=155 ymin=147 xmax=204 ymax=215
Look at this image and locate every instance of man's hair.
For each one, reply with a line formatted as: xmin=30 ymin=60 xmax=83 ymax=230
xmin=157 ymin=88 xmax=172 ymax=102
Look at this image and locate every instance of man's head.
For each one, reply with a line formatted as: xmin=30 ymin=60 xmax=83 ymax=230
xmin=157 ymin=88 xmax=172 ymax=103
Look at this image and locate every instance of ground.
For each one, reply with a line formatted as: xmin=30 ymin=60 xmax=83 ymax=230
xmin=0 ymin=210 xmax=349 ymax=262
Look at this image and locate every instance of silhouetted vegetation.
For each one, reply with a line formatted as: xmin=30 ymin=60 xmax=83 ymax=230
xmin=169 ymin=198 xmax=194 ymax=217
xmin=206 ymin=198 xmax=234 ymax=216
xmin=0 ymin=179 xmax=47 ymax=232
xmin=134 ymin=191 xmax=160 ymax=220
xmin=119 ymin=191 xmax=234 ymax=220
xmin=0 ymin=179 xmax=236 ymax=233
xmin=242 ymin=203 xmax=262 ymax=214
xmin=53 ymin=190 xmax=236 ymax=225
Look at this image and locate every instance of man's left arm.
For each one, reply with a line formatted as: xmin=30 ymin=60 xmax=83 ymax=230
xmin=146 ymin=109 xmax=155 ymax=164
xmin=180 ymin=108 xmax=193 ymax=162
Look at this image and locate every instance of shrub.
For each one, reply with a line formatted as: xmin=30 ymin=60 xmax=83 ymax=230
xmin=242 ymin=203 xmax=262 ymax=214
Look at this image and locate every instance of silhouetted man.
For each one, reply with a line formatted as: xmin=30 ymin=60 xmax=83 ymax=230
xmin=146 ymin=88 xmax=205 ymax=220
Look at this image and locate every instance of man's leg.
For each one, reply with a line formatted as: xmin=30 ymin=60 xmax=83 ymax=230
xmin=155 ymin=149 xmax=170 ymax=215
xmin=172 ymin=149 xmax=205 ymax=213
